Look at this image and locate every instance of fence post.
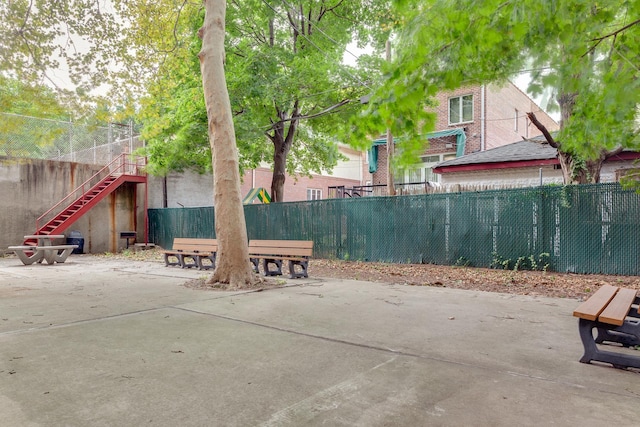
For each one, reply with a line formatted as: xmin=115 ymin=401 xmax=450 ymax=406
xmin=68 ymin=118 xmax=74 ymax=161
xmin=108 ymin=122 xmax=113 ymax=163
xmin=129 ymin=121 xmax=134 ymax=154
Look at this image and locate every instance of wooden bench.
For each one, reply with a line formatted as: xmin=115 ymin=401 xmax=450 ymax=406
xmin=162 ymin=238 xmax=218 ymax=270
xmin=573 ymin=284 xmax=640 ymax=369
xmin=248 ymin=240 xmax=313 ymax=279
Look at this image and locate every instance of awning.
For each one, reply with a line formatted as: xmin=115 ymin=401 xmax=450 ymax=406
xmin=368 ymin=128 xmax=467 ymax=172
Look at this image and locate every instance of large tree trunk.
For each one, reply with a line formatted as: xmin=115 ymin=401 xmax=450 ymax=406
xmin=555 ymin=92 xmax=580 ymax=184
xmin=271 ymin=146 xmax=287 ymax=202
xmin=268 ymin=104 xmax=299 ymax=202
xmin=198 ymin=0 xmax=255 ymax=288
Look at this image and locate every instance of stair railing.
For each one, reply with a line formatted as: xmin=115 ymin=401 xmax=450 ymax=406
xmin=35 ymin=153 xmax=146 ymax=232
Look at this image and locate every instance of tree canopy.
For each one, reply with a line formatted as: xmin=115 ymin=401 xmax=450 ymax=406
xmin=4 ymin=1 xmax=638 ymax=186
xmin=136 ymin=0 xmax=393 ymax=200
xmin=356 ymin=0 xmax=640 ymax=183
xmin=0 ymin=77 xmax=69 ymax=156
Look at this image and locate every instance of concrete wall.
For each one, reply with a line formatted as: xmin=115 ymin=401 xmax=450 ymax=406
xmin=0 ymin=157 xmax=146 ymax=254
xmin=147 ymin=172 xmax=215 ymax=209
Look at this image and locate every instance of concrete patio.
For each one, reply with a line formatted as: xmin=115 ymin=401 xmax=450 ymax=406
xmin=1 ymin=254 xmax=638 ymax=426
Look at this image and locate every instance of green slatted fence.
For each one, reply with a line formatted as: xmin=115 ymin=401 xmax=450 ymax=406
xmin=148 ymin=183 xmax=640 ymax=275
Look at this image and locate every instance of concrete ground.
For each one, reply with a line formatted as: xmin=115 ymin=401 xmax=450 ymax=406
xmin=0 ymin=254 xmax=639 ymax=427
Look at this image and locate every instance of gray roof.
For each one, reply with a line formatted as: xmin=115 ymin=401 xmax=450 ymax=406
xmin=435 ymin=136 xmax=557 ymax=169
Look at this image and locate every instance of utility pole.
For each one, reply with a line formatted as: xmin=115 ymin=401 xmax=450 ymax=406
xmin=386 ymin=40 xmax=396 ymax=196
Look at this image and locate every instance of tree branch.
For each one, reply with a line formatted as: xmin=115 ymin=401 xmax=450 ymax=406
xmin=593 ymin=18 xmax=640 ymax=42
xmin=583 ymin=18 xmax=640 ymax=57
xmin=265 ymin=99 xmax=351 ymax=132
xmin=603 ymin=145 xmax=624 ymax=160
xmin=323 ymin=0 xmax=346 ymax=16
xmin=526 ymin=112 xmax=559 ymax=148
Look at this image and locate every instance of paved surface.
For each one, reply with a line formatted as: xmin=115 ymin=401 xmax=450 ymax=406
xmin=1 ymin=254 xmax=639 ymax=426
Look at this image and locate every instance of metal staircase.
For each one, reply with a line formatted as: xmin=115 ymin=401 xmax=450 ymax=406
xmin=23 ymin=153 xmax=147 ymax=248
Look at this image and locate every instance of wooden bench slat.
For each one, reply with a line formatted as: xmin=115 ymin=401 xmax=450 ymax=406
xmin=179 ymin=242 xmax=217 ymax=245
xmin=164 ymin=245 xmax=218 ymax=252
xmin=173 ymin=238 xmax=217 ymax=244
xmin=249 ymin=240 xmax=313 ymax=249
xmin=599 ymin=288 xmax=637 ymax=326
xmin=248 ymin=247 xmax=313 ymax=257
xmin=573 ymin=284 xmax=619 ymax=321
xmin=164 ymin=238 xmax=218 ymax=253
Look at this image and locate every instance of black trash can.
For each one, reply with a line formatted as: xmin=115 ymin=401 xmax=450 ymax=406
xmin=67 ymin=230 xmax=84 ymax=254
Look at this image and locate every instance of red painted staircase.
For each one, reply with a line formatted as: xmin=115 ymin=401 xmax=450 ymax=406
xmin=24 ymin=153 xmax=147 ymax=248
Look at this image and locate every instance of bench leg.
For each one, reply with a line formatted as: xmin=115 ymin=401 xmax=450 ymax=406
xmin=288 ymin=260 xmax=309 ymax=279
xmin=196 ymin=254 xmax=216 ymax=270
xmin=250 ymin=258 xmax=260 ymax=274
xmin=164 ymin=253 xmax=181 ymax=267
xmin=44 ymin=248 xmax=75 ymax=264
xmin=595 ymin=328 xmax=640 ymax=347
xmin=263 ymin=258 xmax=283 ymax=276
xmin=180 ymin=254 xmax=198 ymax=269
xmin=578 ymin=318 xmax=640 ymax=369
xmin=14 ymin=249 xmax=44 ymax=265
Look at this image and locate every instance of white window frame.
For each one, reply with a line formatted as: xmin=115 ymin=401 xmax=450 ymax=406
xmin=514 ymin=109 xmax=519 ymax=132
xmin=448 ymin=94 xmax=474 ymax=125
xmin=398 ymin=153 xmax=457 ymax=184
xmin=307 ymin=188 xmax=322 ymax=200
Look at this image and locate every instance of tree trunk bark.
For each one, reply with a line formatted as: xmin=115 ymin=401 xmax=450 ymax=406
xmin=198 ymin=0 xmax=255 ymax=288
xmin=268 ymin=104 xmax=299 ymax=202
xmin=527 ymin=107 xmax=612 ymax=186
xmin=271 ymin=147 xmax=287 ymax=202
xmin=555 ymin=92 xmax=579 ymax=184
xmin=556 ymin=151 xmax=577 ymax=185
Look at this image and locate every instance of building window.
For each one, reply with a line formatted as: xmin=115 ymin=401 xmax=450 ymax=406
xmin=397 ymin=153 xmax=457 ymax=184
xmin=514 ymin=109 xmax=519 ymax=132
xmin=448 ymin=94 xmax=473 ymax=124
xmin=307 ymin=188 xmax=322 ymax=200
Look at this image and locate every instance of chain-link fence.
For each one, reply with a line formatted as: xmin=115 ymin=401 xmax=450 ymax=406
xmin=0 ymin=112 xmax=142 ymax=165
xmin=148 ymin=183 xmax=640 ymax=276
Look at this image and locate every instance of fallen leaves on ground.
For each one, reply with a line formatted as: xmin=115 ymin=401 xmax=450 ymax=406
xmin=105 ymin=249 xmax=640 ymax=300
xmin=309 ymin=259 xmax=640 ymax=300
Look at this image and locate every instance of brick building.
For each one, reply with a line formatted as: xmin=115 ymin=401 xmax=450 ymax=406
xmin=234 ymin=81 xmax=559 ymax=203
xmin=367 ymin=82 xmax=559 ymax=188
